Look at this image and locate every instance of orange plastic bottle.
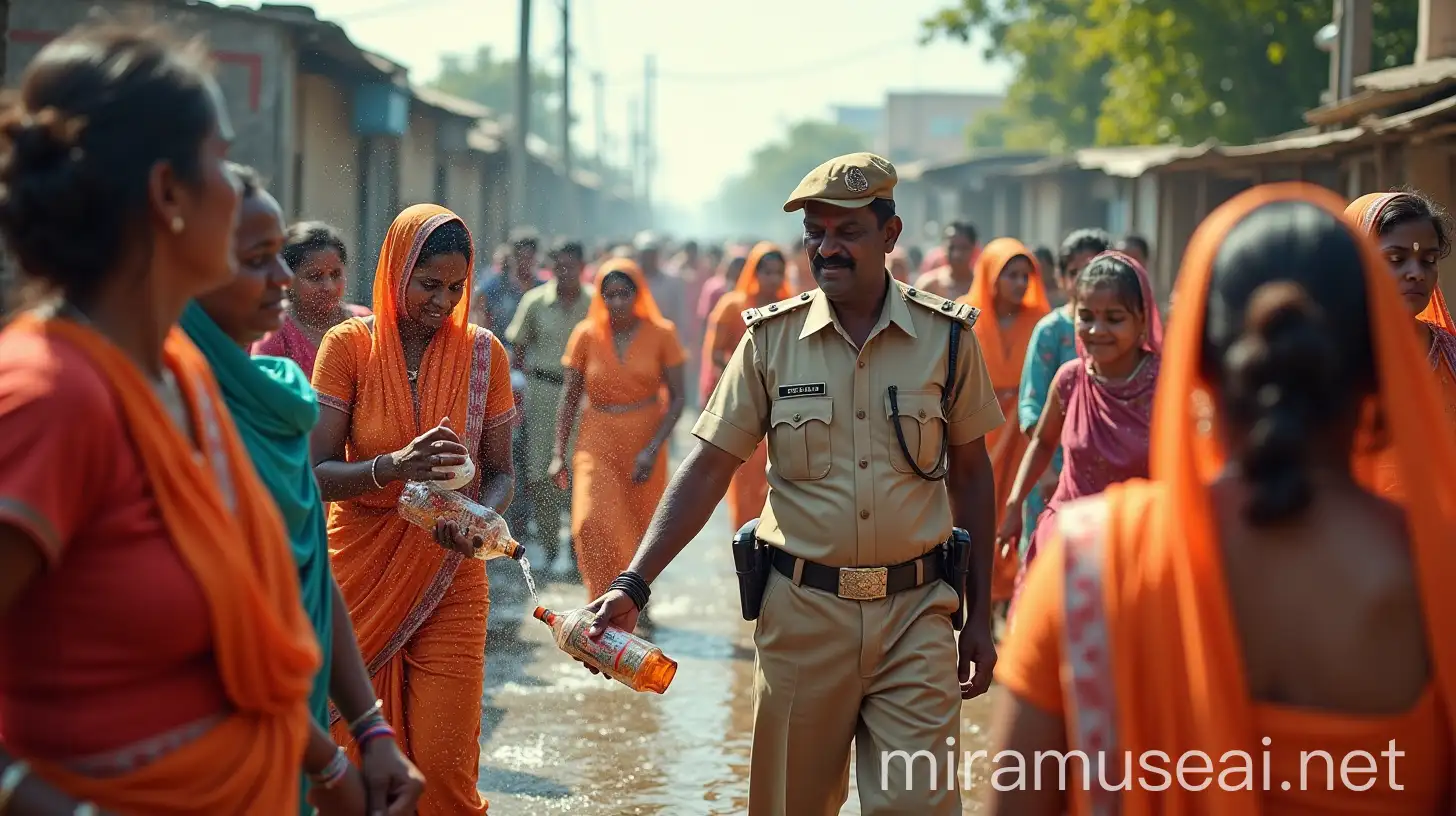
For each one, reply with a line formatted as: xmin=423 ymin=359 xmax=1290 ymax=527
xmin=533 ymin=607 xmax=677 ymax=694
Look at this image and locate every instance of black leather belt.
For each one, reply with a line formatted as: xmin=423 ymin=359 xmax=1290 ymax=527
xmin=527 ymin=367 xmax=564 ymax=384
xmin=770 ymin=547 xmax=943 ymax=601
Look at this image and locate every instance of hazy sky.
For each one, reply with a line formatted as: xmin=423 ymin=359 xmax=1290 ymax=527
xmin=303 ymin=0 xmax=1011 ymax=213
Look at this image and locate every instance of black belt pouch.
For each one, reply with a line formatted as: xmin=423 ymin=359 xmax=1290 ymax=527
xmin=732 ymin=519 xmax=772 ymax=621
xmin=941 ymin=527 xmax=972 ymax=630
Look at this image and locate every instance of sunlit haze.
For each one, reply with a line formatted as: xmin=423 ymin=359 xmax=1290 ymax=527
xmin=299 ymin=0 xmax=1011 ymax=231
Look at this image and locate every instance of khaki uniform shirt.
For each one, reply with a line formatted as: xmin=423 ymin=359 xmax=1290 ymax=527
xmin=693 ymin=275 xmax=1002 ymax=568
xmin=505 ymin=281 xmax=594 ymax=481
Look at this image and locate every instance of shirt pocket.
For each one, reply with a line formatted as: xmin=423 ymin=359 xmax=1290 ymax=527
xmin=884 ymin=389 xmax=947 ymax=475
xmin=769 ymin=396 xmax=833 ymax=481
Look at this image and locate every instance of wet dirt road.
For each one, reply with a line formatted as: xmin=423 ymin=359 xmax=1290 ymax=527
xmin=478 ymin=419 xmax=1004 ymax=814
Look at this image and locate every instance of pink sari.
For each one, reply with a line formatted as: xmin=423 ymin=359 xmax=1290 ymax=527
xmin=1023 ymin=251 xmax=1164 ymax=575
xmin=252 ymin=305 xmax=371 ymax=377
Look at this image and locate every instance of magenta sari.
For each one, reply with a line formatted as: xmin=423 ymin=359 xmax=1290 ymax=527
xmin=252 ymin=305 xmax=372 ymax=377
xmin=1022 ymin=251 xmax=1164 ymax=578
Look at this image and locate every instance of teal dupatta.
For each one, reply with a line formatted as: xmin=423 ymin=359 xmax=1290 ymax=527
xmin=180 ymin=304 xmax=334 ymax=812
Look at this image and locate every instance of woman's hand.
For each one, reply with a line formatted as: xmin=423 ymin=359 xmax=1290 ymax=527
xmin=386 ymin=420 xmax=469 ymax=484
xmin=631 ymin=445 xmax=659 ymax=484
xmin=308 ymin=762 xmax=366 ymax=816
xmin=995 ymin=504 xmax=1023 ymax=554
xmin=549 ymin=454 xmax=570 ymax=490
xmin=433 ymin=519 xmax=483 ymax=558
xmin=360 ymin=738 xmax=426 ymax=816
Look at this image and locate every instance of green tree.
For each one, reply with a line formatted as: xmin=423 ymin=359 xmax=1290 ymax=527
xmin=714 ymin=120 xmax=869 ymax=237
xmin=431 ymin=46 xmax=563 ymax=147
xmin=925 ymin=0 xmax=1419 ymax=149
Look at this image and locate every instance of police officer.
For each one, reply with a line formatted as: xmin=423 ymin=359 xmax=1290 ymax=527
xmin=584 ymin=152 xmax=1002 ymax=815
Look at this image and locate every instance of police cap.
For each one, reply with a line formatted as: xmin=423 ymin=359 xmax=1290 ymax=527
xmin=782 ymin=152 xmax=897 ymax=213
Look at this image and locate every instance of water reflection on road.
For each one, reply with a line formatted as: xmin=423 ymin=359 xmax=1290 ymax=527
xmin=479 ymin=428 xmax=1002 ymax=814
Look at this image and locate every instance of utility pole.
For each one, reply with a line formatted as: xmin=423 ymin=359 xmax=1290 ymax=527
xmin=642 ymin=54 xmax=656 ymax=221
xmin=628 ymin=97 xmax=641 ymax=201
xmin=592 ymin=71 xmax=606 ymax=169
xmin=560 ymin=0 xmax=577 ymax=233
xmin=509 ymin=0 xmax=532 ymax=233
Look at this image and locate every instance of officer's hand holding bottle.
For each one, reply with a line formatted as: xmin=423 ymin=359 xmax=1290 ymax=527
xmin=576 ymin=589 xmax=641 ymax=678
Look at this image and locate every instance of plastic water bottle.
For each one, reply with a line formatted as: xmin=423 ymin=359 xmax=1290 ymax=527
xmin=397 ymin=481 xmax=525 ymax=562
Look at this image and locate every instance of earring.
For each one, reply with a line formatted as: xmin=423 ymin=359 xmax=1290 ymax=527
xmin=1192 ymin=389 xmax=1214 ymax=436
xmin=170 ymin=216 xmax=184 ymax=234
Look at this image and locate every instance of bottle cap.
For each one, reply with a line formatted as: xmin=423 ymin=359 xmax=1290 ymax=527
xmin=532 ymin=606 xmax=554 ymax=623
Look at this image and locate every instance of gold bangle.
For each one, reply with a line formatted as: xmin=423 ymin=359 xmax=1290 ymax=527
xmin=0 ymin=760 xmax=30 ymax=812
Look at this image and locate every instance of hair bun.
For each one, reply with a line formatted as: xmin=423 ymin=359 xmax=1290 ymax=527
xmin=1225 ymin=281 xmax=1340 ymax=525
xmin=1 ymin=107 xmax=87 ymax=169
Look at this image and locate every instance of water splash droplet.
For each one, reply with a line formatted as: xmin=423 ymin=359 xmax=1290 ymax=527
xmin=517 ymin=554 xmax=539 ymax=601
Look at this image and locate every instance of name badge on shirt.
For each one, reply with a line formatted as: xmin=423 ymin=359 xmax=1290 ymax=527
xmin=777 ymin=382 xmax=827 ymax=399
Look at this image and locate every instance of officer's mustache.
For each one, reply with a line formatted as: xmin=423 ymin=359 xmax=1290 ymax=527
xmin=812 ymin=254 xmax=854 ymax=273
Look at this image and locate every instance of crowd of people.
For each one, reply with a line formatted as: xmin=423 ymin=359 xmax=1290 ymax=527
xmin=2 ymin=19 xmax=1456 ymax=816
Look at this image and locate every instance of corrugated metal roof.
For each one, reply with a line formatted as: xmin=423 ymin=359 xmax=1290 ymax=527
xmin=987 ymin=144 xmax=1215 ymax=179
xmin=1371 ymin=93 xmax=1456 ymax=131
xmin=1305 ymin=58 xmax=1456 ymax=126
xmin=1077 ymin=144 xmax=1216 ymax=177
xmin=410 ymin=85 xmax=493 ymax=121
xmin=1219 ymin=126 xmax=1366 ymax=156
xmin=1357 ymin=58 xmax=1456 ymax=93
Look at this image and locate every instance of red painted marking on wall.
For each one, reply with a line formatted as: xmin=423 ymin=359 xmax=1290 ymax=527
xmin=213 ymin=51 xmax=263 ymax=112
xmin=9 ymin=30 xmax=262 ymax=112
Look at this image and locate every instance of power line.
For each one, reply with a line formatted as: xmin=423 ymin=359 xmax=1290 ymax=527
xmin=576 ymin=36 xmax=918 ymax=89
xmin=335 ymin=0 xmax=460 ymax=22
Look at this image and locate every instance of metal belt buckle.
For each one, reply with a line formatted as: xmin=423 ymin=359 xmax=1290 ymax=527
xmin=837 ymin=566 xmax=889 ymax=600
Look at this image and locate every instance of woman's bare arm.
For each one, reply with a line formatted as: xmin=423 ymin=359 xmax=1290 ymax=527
xmin=476 ymin=414 xmax=514 ymax=515
xmin=553 ymin=370 xmax=586 ymax=464
xmin=0 ymin=528 xmax=120 ymax=814
xmin=988 ymin=694 xmax=1070 ymax=815
xmin=646 ymin=364 xmax=686 ymax=455
xmin=311 ymin=406 xmax=388 ymax=503
xmin=1005 ymin=387 xmax=1067 ymax=512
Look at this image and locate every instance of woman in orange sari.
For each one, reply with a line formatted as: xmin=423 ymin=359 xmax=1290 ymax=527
xmin=0 ymin=23 xmax=321 ymax=813
xmin=702 ymin=242 xmax=789 ymax=528
xmin=993 ymin=184 xmax=1456 ymax=814
xmin=1347 ymin=191 xmax=1456 ymax=500
xmin=957 ymin=238 xmax=1050 ymax=606
xmin=550 ymin=259 xmax=687 ymax=610
xmin=311 ymin=204 xmax=515 ymax=815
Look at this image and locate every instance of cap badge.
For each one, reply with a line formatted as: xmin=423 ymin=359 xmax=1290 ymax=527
xmin=845 ymin=166 xmax=870 ymax=193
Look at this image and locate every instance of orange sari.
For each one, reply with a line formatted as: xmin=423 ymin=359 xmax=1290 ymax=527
xmin=313 ymin=205 xmax=513 ymax=815
xmin=703 ymin=242 xmax=788 ymax=529
xmin=1346 ymin=192 xmax=1456 ymax=501
xmin=12 ymin=317 xmax=318 ymax=813
xmin=564 ymin=258 xmax=686 ymax=598
xmin=1000 ymin=184 xmax=1456 ymax=814
xmin=958 ymin=238 xmax=1050 ymax=602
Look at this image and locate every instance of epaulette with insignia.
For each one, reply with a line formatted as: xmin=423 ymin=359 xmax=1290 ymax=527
xmin=742 ymin=290 xmax=815 ymax=328
xmin=901 ymin=284 xmax=979 ymax=328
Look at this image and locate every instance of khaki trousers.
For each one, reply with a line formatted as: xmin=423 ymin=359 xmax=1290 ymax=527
xmin=749 ymin=569 xmax=963 ymax=815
